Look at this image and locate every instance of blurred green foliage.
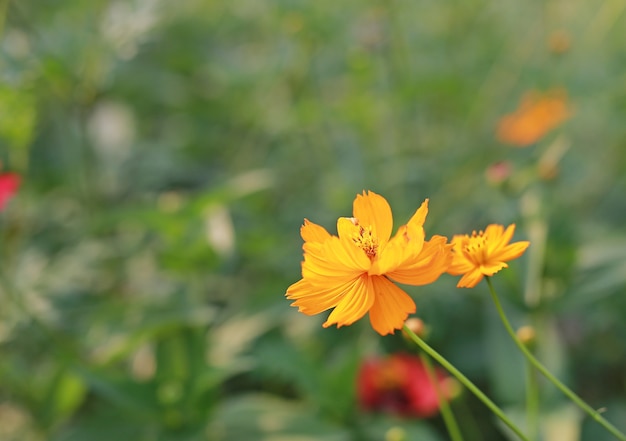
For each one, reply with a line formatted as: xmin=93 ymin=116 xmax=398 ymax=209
xmin=1 ymin=0 xmax=626 ymax=440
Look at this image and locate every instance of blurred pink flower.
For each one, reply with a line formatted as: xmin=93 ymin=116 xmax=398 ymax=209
xmin=357 ymin=353 xmax=454 ymax=418
xmin=485 ymin=161 xmax=513 ymax=185
xmin=0 ymin=173 xmax=20 ymax=211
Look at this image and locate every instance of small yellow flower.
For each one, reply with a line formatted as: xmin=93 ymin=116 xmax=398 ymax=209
xmin=448 ymin=224 xmax=530 ymax=288
xmin=286 ymin=191 xmax=451 ymax=335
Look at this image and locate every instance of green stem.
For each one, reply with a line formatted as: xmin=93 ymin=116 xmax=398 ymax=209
xmin=486 ymin=277 xmax=626 ymax=441
xmin=418 ymin=351 xmax=465 ymax=441
xmin=455 ymin=393 xmax=484 ymax=441
xmin=0 ymin=0 xmax=9 ymax=35
xmin=402 ymin=325 xmax=530 ymax=441
xmin=525 ymin=358 xmax=540 ymax=440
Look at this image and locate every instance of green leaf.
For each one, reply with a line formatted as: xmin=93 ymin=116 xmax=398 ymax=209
xmin=209 ymin=393 xmax=351 ymax=441
xmin=75 ymin=367 xmax=160 ymax=420
xmin=40 ymin=368 xmax=87 ymax=428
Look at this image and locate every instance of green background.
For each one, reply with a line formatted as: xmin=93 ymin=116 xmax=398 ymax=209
xmin=1 ymin=0 xmax=626 ymax=440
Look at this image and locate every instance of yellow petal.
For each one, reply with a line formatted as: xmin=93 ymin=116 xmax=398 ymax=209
xmin=353 ymin=191 xmax=393 ymax=245
xmin=498 ymin=224 xmax=517 ymax=246
xmin=493 ymin=241 xmax=530 ymax=263
xmin=286 ymin=277 xmax=358 ymax=315
xmin=336 ymin=216 xmax=359 ymax=242
xmin=386 ymin=236 xmax=451 ymax=285
xmin=451 ymin=233 xmax=468 ymax=247
xmin=485 ymin=224 xmax=505 ymax=254
xmin=457 ymin=268 xmax=485 ymax=288
xmin=371 ymin=225 xmax=409 ymax=275
xmin=375 ymin=199 xmax=429 ymax=273
xmin=325 ymin=235 xmax=371 ymax=271
xmin=302 ymin=246 xmax=363 ymax=285
xmin=301 ymin=218 xmax=331 ymax=243
xmin=323 ymin=274 xmax=374 ymax=328
xmin=487 ymin=223 xmax=515 ymax=253
xmin=448 ymin=235 xmax=474 ymax=275
xmin=368 ymin=276 xmax=416 ymax=335
xmin=301 ymin=226 xmax=370 ymax=284
xmin=405 ymin=199 xmax=429 ymax=229
xmin=371 ymin=220 xmax=426 ymax=275
xmin=447 ymin=256 xmax=475 ymax=275
xmin=485 ymin=223 xmax=505 ymax=238
xmin=480 ymin=262 xmax=508 ymax=276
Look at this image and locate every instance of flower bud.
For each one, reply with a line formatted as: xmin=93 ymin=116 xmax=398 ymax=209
xmin=517 ymin=325 xmax=536 ymax=348
xmin=485 ymin=161 xmax=513 ymax=186
xmin=385 ymin=427 xmax=407 ymax=441
xmin=404 ymin=317 xmax=424 ymax=335
xmin=441 ymin=377 xmax=463 ymax=401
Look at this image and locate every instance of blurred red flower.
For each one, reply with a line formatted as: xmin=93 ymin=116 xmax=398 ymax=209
xmin=0 ymin=173 xmax=20 ymax=211
xmin=357 ymin=353 xmax=454 ymax=418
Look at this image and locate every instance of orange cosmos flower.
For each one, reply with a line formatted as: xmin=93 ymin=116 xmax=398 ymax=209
xmin=448 ymin=224 xmax=530 ymax=288
xmin=286 ymin=191 xmax=451 ymax=335
xmin=496 ymin=89 xmax=572 ymax=147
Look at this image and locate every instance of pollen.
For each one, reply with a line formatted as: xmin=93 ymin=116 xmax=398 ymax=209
xmin=352 ymin=224 xmax=379 ymax=259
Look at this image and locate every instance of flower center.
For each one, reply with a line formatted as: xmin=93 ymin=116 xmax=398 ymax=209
xmin=350 ymin=219 xmax=378 ymax=259
xmin=464 ymin=230 xmax=488 ymax=264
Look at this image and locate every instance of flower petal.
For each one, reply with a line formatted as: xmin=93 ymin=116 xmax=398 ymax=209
xmin=448 ymin=237 xmax=475 ymax=275
xmin=302 ymin=248 xmax=361 ymax=284
xmin=456 ymin=268 xmax=485 ymax=288
xmin=353 ymin=191 xmax=393 ymax=244
xmin=301 ymin=218 xmax=331 ymax=243
xmin=336 ymin=216 xmax=359 ymax=242
xmin=286 ymin=277 xmax=358 ymax=315
xmin=301 ymin=234 xmax=369 ymax=286
xmin=371 ymin=225 xmax=410 ymax=275
xmin=485 ymin=224 xmax=507 ymax=253
xmin=325 ymin=234 xmax=371 ymax=272
xmin=497 ymin=224 xmax=516 ymax=247
xmin=368 ymin=276 xmax=416 ymax=335
xmin=406 ymin=199 xmax=429 ymax=230
xmin=323 ymin=274 xmax=375 ymax=329
xmin=480 ymin=262 xmax=508 ymax=276
xmin=492 ymin=241 xmax=530 ymax=263
xmin=371 ymin=216 xmax=426 ymax=276
xmin=386 ymin=236 xmax=451 ymax=285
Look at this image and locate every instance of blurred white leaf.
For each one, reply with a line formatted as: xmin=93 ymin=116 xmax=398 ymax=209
xmin=208 ymin=312 xmax=272 ymax=370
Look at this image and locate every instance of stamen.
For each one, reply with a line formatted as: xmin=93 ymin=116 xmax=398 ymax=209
xmin=463 ymin=230 xmax=488 ymax=263
xmin=351 ymin=221 xmax=378 ymax=259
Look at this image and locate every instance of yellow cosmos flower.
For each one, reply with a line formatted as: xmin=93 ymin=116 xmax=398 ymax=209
xmin=286 ymin=191 xmax=451 ymax=335
xmin=448 ymin=224 xmax=530 ymax=288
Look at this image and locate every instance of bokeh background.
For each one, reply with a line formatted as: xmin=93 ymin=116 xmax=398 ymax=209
xmin=1 ymin=0 xmax=626 ymax=440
